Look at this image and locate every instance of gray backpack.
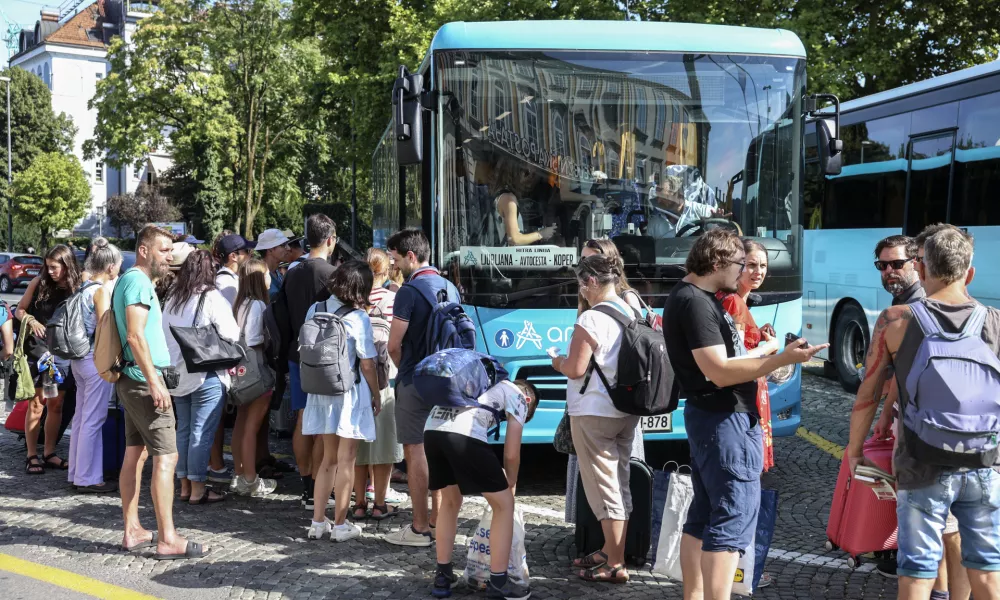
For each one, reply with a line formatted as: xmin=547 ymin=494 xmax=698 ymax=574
xmin=229 ymin=303 xmax=276 ymax=406
xmin=47 ymin=281 xmax=101 ymax=360
xmin=902 ymin=302 xmax=1000 ymax=468
xmin=298 ymin=302 xmax=359 ymax=396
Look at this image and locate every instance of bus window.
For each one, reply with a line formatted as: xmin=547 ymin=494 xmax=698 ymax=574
xmin=953 ymin=91 xmax=1000 ymax=227
xmin=910 ymin=102 xmax=958 ymax=136
xmin=906 ymin=133 xmax=955 ymax=235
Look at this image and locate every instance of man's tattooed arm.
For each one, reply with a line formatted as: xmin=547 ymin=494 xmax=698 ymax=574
xmin=846 ymin=306 xmax=912 ymax=459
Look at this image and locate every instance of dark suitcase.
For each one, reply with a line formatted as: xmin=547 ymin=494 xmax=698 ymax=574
xmin=575 ymin=457 xmax=653 ymax=567
xmin=102 ymin=405 xmax=127 ymax=476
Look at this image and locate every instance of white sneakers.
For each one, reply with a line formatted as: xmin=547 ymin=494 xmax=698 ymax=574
xmin=383 ymin=525 xmax=433 ymax=547
xmin=307 ymin=519 xmax=361 ymax=542
xmin=231 ymin=475 xmax=278 ymax=498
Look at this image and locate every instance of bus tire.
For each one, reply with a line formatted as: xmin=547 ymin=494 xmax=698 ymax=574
xmin=833 ymin=304 xmax=868 ymax=394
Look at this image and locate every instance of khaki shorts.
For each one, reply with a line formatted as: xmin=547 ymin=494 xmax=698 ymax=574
xmin=570 ymin=414 xmax=640 ymax=521
xmin=116 ymin=375 xmax=177 ymax=456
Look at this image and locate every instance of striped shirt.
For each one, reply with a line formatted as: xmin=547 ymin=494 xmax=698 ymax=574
xmin=369 ymin=286 xmax=395 ymax=320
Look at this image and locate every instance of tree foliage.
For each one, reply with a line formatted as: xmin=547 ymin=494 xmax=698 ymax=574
xmin=13 ymin=152 xmax=90 ymax=249
xmin=0 ymin=67 xmax=76 ymax=186
xmin=107 ymin=183 xmax=183 ymax=238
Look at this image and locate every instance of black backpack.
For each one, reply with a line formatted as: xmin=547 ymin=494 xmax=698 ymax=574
xmin=580 ymin=304 xmax=679 ymax=416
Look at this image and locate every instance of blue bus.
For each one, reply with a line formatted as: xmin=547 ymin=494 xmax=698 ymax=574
xmin=372 ymin=20 xmax=825 ymax=443
xmin=803 ymin=61 xmax=1000 ymax=392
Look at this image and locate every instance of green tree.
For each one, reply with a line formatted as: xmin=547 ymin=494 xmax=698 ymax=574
xmin=13 ymin=152 xmax=90 ymax=249
xmin=86 ymin=0 xmax=323 ymax=238
xmin=107 ymin=183 xmax=183 ymax=238
xmin=0 ymin=67 xmax=76 ymax=182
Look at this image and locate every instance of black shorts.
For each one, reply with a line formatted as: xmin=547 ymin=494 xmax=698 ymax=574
xmin=424 ymin=430 xmax=509 ymax=495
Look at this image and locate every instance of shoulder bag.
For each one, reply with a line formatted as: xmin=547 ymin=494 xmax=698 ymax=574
xmin=169 ymin=292 xmax=245 ymax=373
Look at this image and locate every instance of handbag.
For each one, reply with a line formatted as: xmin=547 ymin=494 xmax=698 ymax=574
xmin=228 ymin=304 xmax=275 ymax=406
xmin=553 ymin=410 xmax=575 ymax=455
xmin=13 ymin=318 xmax=37 ymax=401
xmin=168 ymin=292 xmax=245 ymax=373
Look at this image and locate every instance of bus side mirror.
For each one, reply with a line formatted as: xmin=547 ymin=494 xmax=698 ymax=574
xmin=817 ymin=119 xmax=843 ymax=176
xmin=393 ymin=66 xmax=424 ymax=166
xmin=806 ymin=93 xmax=843 ymax=176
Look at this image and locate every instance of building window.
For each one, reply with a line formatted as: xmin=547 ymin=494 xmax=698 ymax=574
xmin=96 ymin=72 xmax=104 ymax=80
xmin=134 ymin=163 xmax=142 ymax=180
xmin=43 ymin=62 xmax=51 ymax=89
xmin=636 ymin=89 xmax=647 ymax=132
xmin=524 ymin=97 xmax=538 ymax=144
xmin=554 ymin=113 xmax=566 ymax=156
xmin=470 ymin=70 xmax=480 ymax=121
xmin=493 ymin=79 xmax=510 ymax=131
xmin=95 ymin=162 xmax=104 ymax=183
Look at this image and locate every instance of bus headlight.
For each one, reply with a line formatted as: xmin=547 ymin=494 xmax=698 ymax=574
xmin=767 ymin=364 xmax=795 ymax=385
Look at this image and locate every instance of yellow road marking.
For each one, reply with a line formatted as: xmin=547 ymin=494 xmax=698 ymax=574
xmin=796 ymin=426 xmax=845 ymax=460
xmin=0 ymin=553 xmax=161 ymax=600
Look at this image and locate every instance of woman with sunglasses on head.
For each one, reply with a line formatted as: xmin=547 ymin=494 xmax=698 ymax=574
xmin=17 ymin=245 xmax=81 ymax=475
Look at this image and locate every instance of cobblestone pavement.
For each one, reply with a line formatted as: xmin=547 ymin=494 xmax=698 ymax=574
xmin=0 ymin=367 xmax=899 ymax=599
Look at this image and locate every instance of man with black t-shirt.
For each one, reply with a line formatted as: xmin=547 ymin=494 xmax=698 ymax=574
xmin=663 ymin=229 xmax=826 ymax=600
xmin=275 ymin=214 xmax=337 ymax=510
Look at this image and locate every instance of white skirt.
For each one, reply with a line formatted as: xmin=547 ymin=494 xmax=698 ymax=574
xmin=301 ymin=378 xmax=376 ymax=441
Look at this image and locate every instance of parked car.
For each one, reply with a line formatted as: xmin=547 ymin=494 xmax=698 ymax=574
xmin=0 ymin=253 xmax=43 ymax=293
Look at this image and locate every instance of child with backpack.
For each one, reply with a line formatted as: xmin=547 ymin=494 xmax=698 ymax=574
xmin=302 ymin=260 xmax=382 ymax=543
xmin=417 ymin=352 xmax=537 ymax=600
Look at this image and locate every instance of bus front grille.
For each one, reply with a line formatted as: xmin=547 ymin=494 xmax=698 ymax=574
xmin=509 ymin=365 xmax=567 ymax=402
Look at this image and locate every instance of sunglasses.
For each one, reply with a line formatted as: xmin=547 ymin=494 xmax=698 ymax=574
xmin=874 ymin=258 xmax=914 ymax=271
xmin=729 ymin=259 xmax=746 ymax=273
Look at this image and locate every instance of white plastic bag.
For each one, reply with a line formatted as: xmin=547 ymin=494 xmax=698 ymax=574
xmin=652 ymin=471 xmax=694 ymax=581
xmin=464 ymin=505 xmax=529 ymax=589
xmin=731 ymin=538 xmax=757 ymax=596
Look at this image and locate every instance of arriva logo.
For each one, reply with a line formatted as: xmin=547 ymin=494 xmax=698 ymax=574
xmin=499 ymin=320 xmax=576 ymax=351
xmin=515 ymin=321 xmax=543 ymax=350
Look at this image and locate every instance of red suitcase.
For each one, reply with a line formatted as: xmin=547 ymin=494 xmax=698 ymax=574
xmin=825 ymin=436 xmax=898 ymax=568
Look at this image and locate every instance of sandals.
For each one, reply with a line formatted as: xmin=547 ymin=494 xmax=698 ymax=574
xmin=579 ymin=564 xmax=629 ymax=584
xmin=25 ymin=456 xmax=45 ymax=475
xmin=351 ymin=503 xmax=369 ymax=520
xmin=122 ymin=532 xmax=158 ymax=553
xmin=152 ymin=540 xmax=206 ymax=561
xmin=572 ymin=550 xmax=608 ymax=570
xmin=189 ymin=491 xmax=227 ymax=505
xmin=43 ymin=453 xmax=68 ymax=470
xmin=370 ymin=503 xmax=398 ymax=521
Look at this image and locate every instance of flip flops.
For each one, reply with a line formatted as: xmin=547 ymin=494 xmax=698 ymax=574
xmin=122 ymin=532 xmax=158 ymax=553
xmin=152 ymin=540 xmax=206 ymax=561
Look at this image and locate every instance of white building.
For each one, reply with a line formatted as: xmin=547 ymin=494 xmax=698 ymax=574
xmin=8 ymin=1 xmax=164 ymax=237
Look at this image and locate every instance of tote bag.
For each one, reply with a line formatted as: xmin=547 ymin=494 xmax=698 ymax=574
xmin=169 ymin=292 xmax=244 ymax=373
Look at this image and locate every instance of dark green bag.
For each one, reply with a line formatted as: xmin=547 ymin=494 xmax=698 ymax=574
xmin=13 ymin=319 xmax=36 ymax=401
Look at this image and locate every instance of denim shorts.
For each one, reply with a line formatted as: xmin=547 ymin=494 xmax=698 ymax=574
xmin=287 ymin=361 xmax=308 ymax=412
xmin=682 ymin=404 xmax=763 ymax=554
xmin=897 ymin=468 xmax=1000 ymax=578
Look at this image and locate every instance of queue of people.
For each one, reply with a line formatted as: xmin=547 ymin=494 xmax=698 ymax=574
xmin=8 ymin=212 xmax=998 ymax=600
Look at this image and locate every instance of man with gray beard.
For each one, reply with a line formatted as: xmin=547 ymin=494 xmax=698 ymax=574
xmin=875 ymin=235 xmax=924 ymax=305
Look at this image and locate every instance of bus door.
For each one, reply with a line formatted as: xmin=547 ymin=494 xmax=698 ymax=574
xmin=904 ymin=129 xmax=957 ymax=236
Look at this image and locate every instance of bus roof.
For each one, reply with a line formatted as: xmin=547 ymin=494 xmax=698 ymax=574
xmin=428 ymin=21 xmax=806 ymax=58
xmin=840 ymin=60 xmax=1000 ymax=114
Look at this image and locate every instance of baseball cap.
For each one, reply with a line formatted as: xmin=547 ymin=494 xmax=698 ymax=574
xmin=218 ymin=234 xmax=256 ymax=257
xmin=256 ymin=228 xmax=291 ymax=251
xmin=183 ymin=234 xmax=205 ymax=245
xmin=170 ymin=242 xmax=195 ymax=269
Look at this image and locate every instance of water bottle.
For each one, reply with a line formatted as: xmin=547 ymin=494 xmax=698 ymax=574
xmin=42 ymin=371 xmax=57 ymax=399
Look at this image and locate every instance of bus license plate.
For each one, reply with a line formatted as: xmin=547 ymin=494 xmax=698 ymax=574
xmin=641 ymin=414 xmax=672 ymax=432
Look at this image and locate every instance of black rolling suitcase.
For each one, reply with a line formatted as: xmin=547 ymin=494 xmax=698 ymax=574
xmin=575 ymin=457 xmax=654 ymax=567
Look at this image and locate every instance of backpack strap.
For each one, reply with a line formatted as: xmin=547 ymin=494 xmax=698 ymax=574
xmin=911 ymin=301 xmax=987 ymax=342
xmin=578 ymin=303 xmax=634 ymax=394
xmin=331 ymin=304 xmax=362 ymax=383
xmin=407 ymin=276 xmax=447 ymax=311
xmin=961 ymin=304 xmax=988 ymax=339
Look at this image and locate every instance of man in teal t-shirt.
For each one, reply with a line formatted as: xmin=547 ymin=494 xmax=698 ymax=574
xmin=114 ymin=224 xmax=206 ymax=560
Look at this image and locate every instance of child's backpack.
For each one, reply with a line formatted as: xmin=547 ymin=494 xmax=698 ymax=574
xmin=902 ymin=301 xmax=1000 ymax=468
xmin=46 ymin=281 xmax=101 ymax=360
xmin=407 ymin=274 xmax=476 ymax=354
xmin=298 ymin=302 xmax=359 ymax=396
xmin=413 ymin=349 xmax=509 ymax=427
xmin=368 ymin=302 xmax=392 ymax=391
xmin=581 ymin=304 xmax=679 ymax=417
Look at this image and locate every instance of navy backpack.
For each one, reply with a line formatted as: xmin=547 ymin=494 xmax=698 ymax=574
xmin=413 ymin=349 xmax=509 ymax=435
xmin=407 ymin=274 xmax=477 ymax=353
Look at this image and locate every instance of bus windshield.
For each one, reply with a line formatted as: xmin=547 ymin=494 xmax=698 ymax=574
xmin=437 ymin=50 xmax=805 ymax=308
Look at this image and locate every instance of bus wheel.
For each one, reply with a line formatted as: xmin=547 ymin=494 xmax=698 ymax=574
xmin=833 ymin=304 xmax=868 ymax=394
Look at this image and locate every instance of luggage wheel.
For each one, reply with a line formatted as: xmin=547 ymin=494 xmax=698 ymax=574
xmin=847 ymin=556 xmax=860 ymax=569
xmin=824 ymin=540 xmax=837 ymax=552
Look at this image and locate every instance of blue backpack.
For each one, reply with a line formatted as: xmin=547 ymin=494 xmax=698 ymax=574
xmin=407 ymin=274 xmax=477 ymax=353
xmin=902 ymin=302 xmax=1000 ymax=468
xmin=414 ymin=349 xmax=510 ymax=436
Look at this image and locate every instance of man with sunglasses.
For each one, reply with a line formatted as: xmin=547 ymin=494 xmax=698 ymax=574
xmin=256 ymin=229 xmax=301 ymax=300
xmin=875 ymin=235 xmax=925 ymax=306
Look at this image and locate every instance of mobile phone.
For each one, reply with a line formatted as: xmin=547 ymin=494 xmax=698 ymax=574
xmin=785 ymin=333 xmax=800 ymax=347
xmin=546 ymin=347 xmax=560 ymax=359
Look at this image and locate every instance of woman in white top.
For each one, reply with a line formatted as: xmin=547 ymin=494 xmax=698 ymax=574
xmin=230 ymin=258 xmax=278 ymax=498
xmin=68 ymin=238 xmax=122 ymax=493
xmin=161 ymin=250 xmax=240 ymax=505
xmin=490 ymin=158 xmax=556 ymax=246
xmin=552 ymin=254 xmax=638 ymax=584
xmin=303 ymin=260 xmax=381 ymax=543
